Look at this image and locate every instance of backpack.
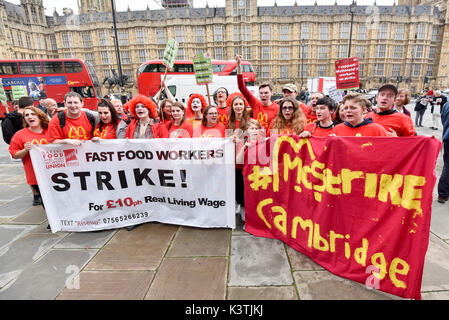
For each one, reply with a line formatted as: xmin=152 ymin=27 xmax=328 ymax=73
xmin=57 ymin=111 xmax=96 ymax=137
xmin=1 ymin=111 xmax=23 ymax=144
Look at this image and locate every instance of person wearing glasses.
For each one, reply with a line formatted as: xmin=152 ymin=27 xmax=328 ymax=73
xmin=199 ymin=105 xmax=226 ymax=138
xmin=213 ymin=87 xmax=230 ymax=125
xmin=267 ymin=97 xmax=306 ymax=137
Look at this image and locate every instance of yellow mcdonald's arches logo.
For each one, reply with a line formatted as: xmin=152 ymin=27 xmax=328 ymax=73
xmin=94 ymin=128 xmax=108 ymax=139
xmin=257 ymin=113 xmax=269 ymax=127
xmin=218 ymin=114 xmax=228 ymax=123
xmin=68 ymin=126 xmax=88 ymax=140
xmin=67 ymin=81 xmax=80 ymax=86
xmin=30 ymin=138 xmax=48 ymax=145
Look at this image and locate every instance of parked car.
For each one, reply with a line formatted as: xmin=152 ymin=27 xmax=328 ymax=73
xmin=365 ymin=89 xmax=378 ymax=105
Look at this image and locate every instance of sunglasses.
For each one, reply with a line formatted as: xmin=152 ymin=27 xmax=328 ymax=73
xmin=282 ymin=106 xmax=294 ymax=111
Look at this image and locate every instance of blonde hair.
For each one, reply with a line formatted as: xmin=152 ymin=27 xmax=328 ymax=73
xmin=342 ymin=92 xmax=369 ymax=109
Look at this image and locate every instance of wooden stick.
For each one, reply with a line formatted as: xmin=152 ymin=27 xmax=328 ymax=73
xmin=206 ymin=83 xmax=211 ymax=106
xmin=156 ymin=68 xmax=169 ymax=106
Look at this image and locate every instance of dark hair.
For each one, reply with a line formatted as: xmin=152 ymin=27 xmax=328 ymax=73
xmin=159 ymin=99 xmax=173 ymax=121
xmin=64 ymin=91 xmax=83 ymax=103
xmin=316 ymin=96 xmax=336 ymax=111
xmin=18 ymin=96 xmax=34 ymax=109
xmin=213 ymin=87 xmax=229 ymax=104
xmin=97 ymin=99 xmax=120 ymax=131
xmin=259 ymin=82 xmax=273 ymax=92
xmin=202 ymin=105 xmax=218 ymax=126
xmin=228 ymin=95 xmax=248 ymax=131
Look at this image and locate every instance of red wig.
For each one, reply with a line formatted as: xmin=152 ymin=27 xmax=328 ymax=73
xmin=226 ymin=92 xmax=248 ymax=108
xmin=124 ymin=94 xmax=158 ymax=119
xmin=186 ymin=94 xmax=208 ymax=118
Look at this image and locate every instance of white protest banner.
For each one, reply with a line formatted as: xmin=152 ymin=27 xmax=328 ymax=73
xmin=327 ymin=85 xmax=344 ymax=103
xmin=30 ymin=138 xmax=236 ymax=232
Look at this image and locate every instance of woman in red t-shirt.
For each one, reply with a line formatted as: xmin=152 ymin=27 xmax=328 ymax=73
xmin=158 ymin=98 xmax=173 ymax=128
xmin=199 ymin=105 xmax=226 ymax=138
xmin=167 ymin=102 xmax=193 ymax=138
xmin=92 ymin=99 xmax=128 ymax=140
xmin=226 ymin=94 xmax=249 ymax=138
xmin=9 ymin=106 xmax=49 ymax=212
xmin=267 ymin=97 xmax=306 ymax=137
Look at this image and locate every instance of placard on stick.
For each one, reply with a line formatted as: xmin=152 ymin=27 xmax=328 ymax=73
xmin=157 ymin=38 xmax=179 ymax=106
xmin=193 ymin=53 xmax=213 ymax=105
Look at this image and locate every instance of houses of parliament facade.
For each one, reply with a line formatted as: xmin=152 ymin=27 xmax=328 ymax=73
xmin=0 ymin=0 xmax=448 ymax=94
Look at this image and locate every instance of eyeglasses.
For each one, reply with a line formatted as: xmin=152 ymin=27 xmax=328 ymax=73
xmin=282 ymin=106 xmax=294 ymax=111
xmin=216 ymin=91 xmax=227 ymax=94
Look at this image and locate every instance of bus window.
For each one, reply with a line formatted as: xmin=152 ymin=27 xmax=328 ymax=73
xmin=0 ymin=62 xmax=19 ymax=75
xmin=212 ymin=64 xmax=226 ymax=73
xmin=243 ymin=64 xmax=254 ymax=73
xmin=145 ymin=64 xmax=166 ymax=73
xmin=64 ymin=61 xmax=84 ymax=73
xmin=167 ymin=85 xmax=176 ymax=97
xmin=174 ymin=64 xmax=194 ymax=73
xmin=19 ymin=62 xmax=42 ymax=74
xmin=71 ymin=86 xmax=95 ymax=98
xmin=42 ymin=61 xmax=63 ymax=74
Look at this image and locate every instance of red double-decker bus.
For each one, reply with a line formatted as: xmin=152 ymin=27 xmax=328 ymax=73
xmin=0 ymin=59 xmax=102 ymax=113
xmin=137 ymin=59 xmax=255 ymax=97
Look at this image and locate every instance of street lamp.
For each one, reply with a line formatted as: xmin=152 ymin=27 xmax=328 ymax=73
xmin=111 ymin=0 xmax=124 ymax=88
xmin=348 ymin=0 xmax=356 ymax=58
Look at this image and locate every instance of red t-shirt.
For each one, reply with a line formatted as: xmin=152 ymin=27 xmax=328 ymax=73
xmin=47 ymin=111 xmax=93 ymax=142
xmin=217 ymin=106 xmax=230 ymax=125
xmin=305 ymin=109 xmax=317 ymax=124
xmin=94 ymin=122 xmax=117 ymax=139
xmin=334 ymin=120 xmax=389 ymax=137
xmin=9 ymin=128 xmax=49 ymax=185
xmin=199 ymin=122 xmax=226 ymax=138
xmin=237 ymin=74 xmax=279 ymax=130
xmin=365 ymin=111 xmax=416 ymax=136
xmin=168 ymin=121 xmax=193 ymax=138
xmin=305 ymin=122 xmax=336 ymax=137
xmin=267 ymin=120 xmax=293 ymax=137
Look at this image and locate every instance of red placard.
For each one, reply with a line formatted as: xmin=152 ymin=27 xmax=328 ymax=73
xmin=335 ymin=57 xmax=359 ymax=90
xmin=243 ymin=135 xmax=442 ymax=300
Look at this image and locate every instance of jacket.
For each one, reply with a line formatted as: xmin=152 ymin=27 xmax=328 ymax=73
xmin=442 ymin=101 xmax=449 ymax=142
xmin=1 ymin=111 xmax=23 ymax=144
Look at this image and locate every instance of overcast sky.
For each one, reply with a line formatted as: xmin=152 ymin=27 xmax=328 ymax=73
xmin=8 ymin=0 xmax=397 ymax=15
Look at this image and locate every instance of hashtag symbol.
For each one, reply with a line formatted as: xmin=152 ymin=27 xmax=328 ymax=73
xmin=248 ymin=166 xmax=273 ymax=191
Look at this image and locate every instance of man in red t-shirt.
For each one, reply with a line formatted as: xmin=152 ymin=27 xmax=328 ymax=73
xmin=47 ymin=92 xmax=96 ymax=145
xmin=236 ymin=55 xmax=279 ymax=131
xmin=365 ymin=84 xmax=416 ymax=137
xmin=305 ymin=91 xmax=325 ymax=124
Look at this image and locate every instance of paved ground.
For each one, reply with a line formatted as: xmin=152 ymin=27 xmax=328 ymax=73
xmin=0 ymin=105 xmax=448 ymax=301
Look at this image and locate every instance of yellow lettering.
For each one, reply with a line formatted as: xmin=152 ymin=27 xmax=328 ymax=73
xmin=329 ymin=230 xmax=345 ymax=253
xmin=401 ymin=175 xmax=425 ymax=215
xmin=354 ymin=238 xmax=369 ymax=267
xmin=364 ymin=173 xmax=378 ymax=198
xmin=256 ymin=198 xmax=273 ymax=229
xmin=283 ymin=154 xmax=303 ymax=188
xmin=291 ymin=216 xmax=313 ymax=248
xmin=378 ymin=174 xmax=403 ymax=205
xmin=370 ymin=252 xmax=387 ymax=280
xmin=273 ymin=206 xmax=287 ymax=236
xmin=341 ymin=169 xmax=364 ymax=194
xmin=344 ymin=234 xmax=351 ymax=259
xmin=324 ymin=168 xmax=342 ymax=195
xmin=313 ymin=223 xmax=329 ymax=252
xmin=301 ymin=165 xmax=313 ymax=190
xmin=311 ymin=160 xmax=326 ymax=193
xmin=389 ymin=257 xmax=410 ymax=289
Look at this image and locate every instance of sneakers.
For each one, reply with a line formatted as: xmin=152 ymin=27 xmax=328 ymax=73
xmin=430 ymin=127 xmax=438 ymax=130
xmin=33 ymin=196 xmax=42 ymax=206
xmin=437 ymin=196 xmax=448 ymax=204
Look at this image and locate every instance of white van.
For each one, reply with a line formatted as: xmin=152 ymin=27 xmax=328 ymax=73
xmin=164 ymin=74 xmax=259 ymax=105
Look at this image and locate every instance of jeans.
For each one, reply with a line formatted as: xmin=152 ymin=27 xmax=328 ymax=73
xmin=438 ymin=142 xmax=449 ymax=198
xmin=415 ymin=109 xmax=426 ymax=126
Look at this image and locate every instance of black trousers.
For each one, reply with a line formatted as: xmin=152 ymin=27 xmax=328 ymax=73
xmin=31 ymin=185 xmax=45 ymax=209
xmin=235 ymin=168 xmax=245 ymax=207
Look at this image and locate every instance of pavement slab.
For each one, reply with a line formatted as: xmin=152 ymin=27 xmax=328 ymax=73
xmin=54 ymin=230 xmax=117 ymax=249
xmin=0 ymin=194 xmax=35 ymax=219
xmin=421 ymin=233 xmax=449 ymax=292
xmin=228 ymin=235 xmax=293 ymax=287
xmin=227 ymin=286 xmax=298 ymax=300
xmin=85 ymin=223 xmax=178 ymax=271
xmin=145 ymin=257 xmax=228 ymax=300
xmin=0 ymin=225 xmax=34 ymax=250
xmin=10 ymin=206 xmax=48 ymax=225
xmin=167 ymin=226 xmax=230 ymax=257
xmin=56 ymin=270 xmax=154 ymax=300
xmin=429 ymin=201 xmax=449 ymax=240
xmin=0 ymin=249 xmax=97 ymax=300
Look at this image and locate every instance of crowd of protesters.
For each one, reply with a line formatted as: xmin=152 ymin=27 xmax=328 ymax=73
xmin=2 ymin=55 xmax=448 ymax=229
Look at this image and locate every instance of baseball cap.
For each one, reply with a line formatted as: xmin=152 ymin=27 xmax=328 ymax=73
xmin=282 ymin=83 xmax=298 ymax=93
xmin=378 ymin=84 xmax=398 ymax=95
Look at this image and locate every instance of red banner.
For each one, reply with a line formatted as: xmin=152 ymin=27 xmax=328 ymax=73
xmin=243 ymin=135 xmax=442 ymax=300
xmin=335 ymin=57 xmax=359 ymax=90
